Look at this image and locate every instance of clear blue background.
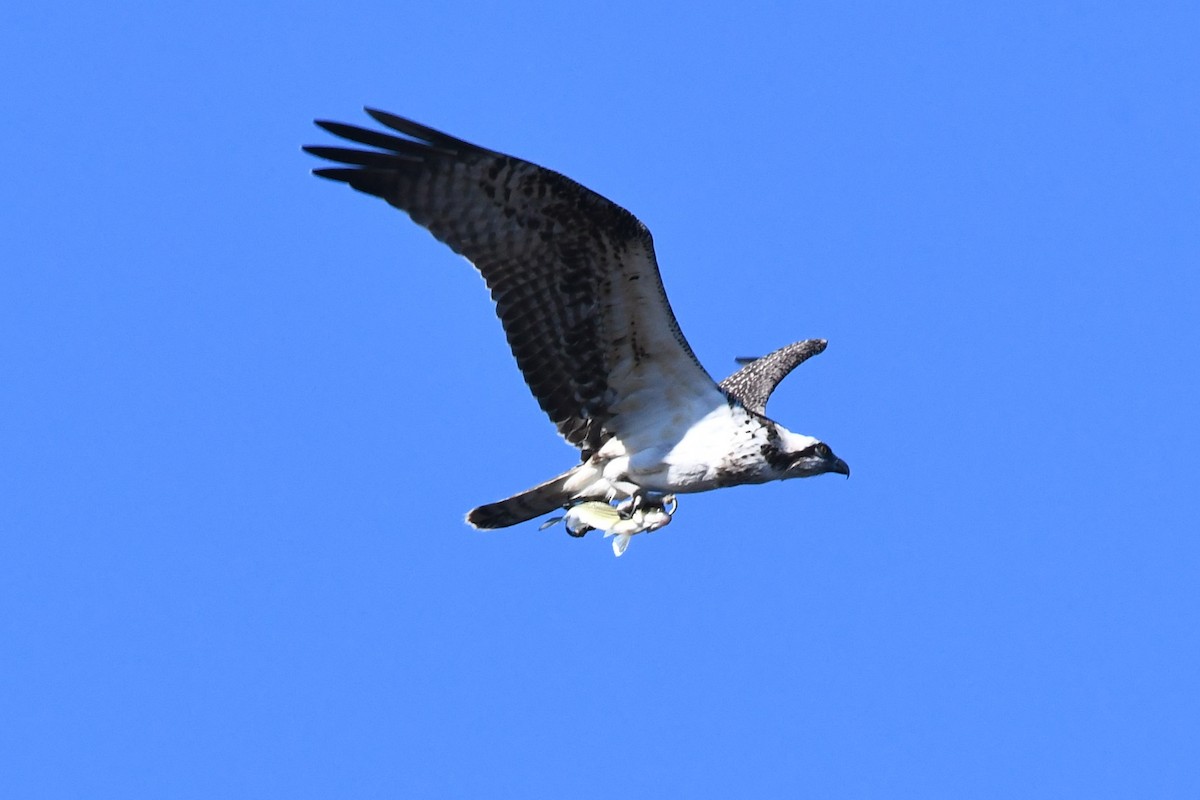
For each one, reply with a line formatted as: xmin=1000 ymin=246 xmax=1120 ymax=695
xmin=3 ymin=2 xmax=1197 ymax=797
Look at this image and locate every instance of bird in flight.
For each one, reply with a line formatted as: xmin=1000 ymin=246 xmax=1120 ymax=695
xmin=305 ymin=109 xmax=848 ymax=555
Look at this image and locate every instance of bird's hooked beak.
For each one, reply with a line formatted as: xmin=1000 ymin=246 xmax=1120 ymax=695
xmin=830 ymin=457 xmax=851 ymax=478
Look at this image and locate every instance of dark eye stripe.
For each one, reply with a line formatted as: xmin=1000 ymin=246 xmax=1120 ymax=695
xmin=794 ymin=443 xmax=830 ymax=460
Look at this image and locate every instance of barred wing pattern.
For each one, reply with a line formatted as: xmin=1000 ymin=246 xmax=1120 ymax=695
xmin=718 ymin=339 xmax=828 ymax=415
xmin=305 ymin=109 xmax=721 ymax=456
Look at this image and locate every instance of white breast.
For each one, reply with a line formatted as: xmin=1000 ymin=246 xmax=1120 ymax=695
xmin=614 ymin=403 xmax=771 ymax=493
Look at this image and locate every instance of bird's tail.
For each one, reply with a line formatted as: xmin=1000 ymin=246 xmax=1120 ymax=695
xmin=467 ymin=467 xmax=581 ymax=529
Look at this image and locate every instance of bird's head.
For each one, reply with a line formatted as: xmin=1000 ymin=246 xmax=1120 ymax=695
xmin=777 ymin=430 xmax=850 ymax=479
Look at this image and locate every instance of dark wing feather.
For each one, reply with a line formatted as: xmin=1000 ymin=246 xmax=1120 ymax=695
xmin=304 ymin=109 xmax=718 ymax=454
xmin=718 ymin=339 xmax=827 ymax=415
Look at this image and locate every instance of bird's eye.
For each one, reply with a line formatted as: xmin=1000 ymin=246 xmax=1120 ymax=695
xmin=815 ymin=443 xmax=831 ymax=458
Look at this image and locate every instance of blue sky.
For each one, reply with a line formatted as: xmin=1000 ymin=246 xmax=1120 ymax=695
xmin=3 ymin=1 xmax=1197 ymax=797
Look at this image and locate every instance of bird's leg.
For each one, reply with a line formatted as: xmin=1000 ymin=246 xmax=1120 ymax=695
xmin=606 ymin=480 xmax=641 ymax=505
xmin=622 ymin=491 xmax=675 ymax=518
xmin=615 ymin=493 xmax=642 ymax=517
xmin=662 ymin=494 xmax=678 ymax=516
xmin=558 ymin=490 xmax=679 ymax=554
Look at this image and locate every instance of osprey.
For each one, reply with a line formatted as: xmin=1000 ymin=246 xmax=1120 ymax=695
xmin=305 ymin=109 xmax=849 ymax=555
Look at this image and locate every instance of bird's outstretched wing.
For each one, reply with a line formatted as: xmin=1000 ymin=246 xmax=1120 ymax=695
xmin=718 ymin=339 xmax=827 ymax=415
xmin=304 ymin=109 xmax=722 ymax=455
